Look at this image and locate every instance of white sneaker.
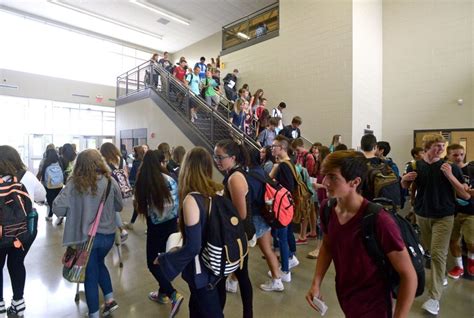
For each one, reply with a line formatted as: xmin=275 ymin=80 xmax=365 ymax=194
xmin=225 ymin=278 xmax=238 ymax=293
xmin=260 ymin=279 xmax=284 ymax=292
xmin=422 ymin=298 xmax=439 ymax=315
xmin=267 ymin=270 xmax=291 ymax=282
xmin=120 ymin=229 xmax=128 ymax=243
xmin=443 ymin=278 xmax=448 ymax=287
xmin=248 ymin=234 xmax=257 ymax=247
xmin=288 ymin=255 xmax=300 ymax=270
xmin=45 ymin=216 xmax=52 ymax=221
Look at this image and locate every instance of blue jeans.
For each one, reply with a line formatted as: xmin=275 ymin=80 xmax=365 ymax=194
xmin=85 ymin=233 xmax=115 ymax=315
xmin=287 ymin=223 xmax=297 ymax=255
xmin=275 ymin=226 xmax=290 ymax=272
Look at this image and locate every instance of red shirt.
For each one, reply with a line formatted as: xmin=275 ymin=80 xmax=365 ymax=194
xmin=173 ymin=66 xmax=186 ymax=82
xmin=255 ymin=105 xmax=265 ymax=119
xmin=296 ymin=151 xmax=316 ymax=177
xmin=321 ymin=199 xmax=405 ymax=318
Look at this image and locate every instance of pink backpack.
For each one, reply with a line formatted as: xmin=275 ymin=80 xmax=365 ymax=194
xmin=248 ymin=172 xmax=294 ymax=228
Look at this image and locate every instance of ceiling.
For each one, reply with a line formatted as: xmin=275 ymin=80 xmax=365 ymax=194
xmin=0 ymin=0 xmax=276 ymax=53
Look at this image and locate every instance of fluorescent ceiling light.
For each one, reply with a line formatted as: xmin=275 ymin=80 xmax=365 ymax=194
xmin=0 ymin=83 xmax=19 ymax=89
xmin=129 ymin=0 xmax=190 ymax=26
xmin=48 ymin=0 xmax=163 ymax=40
xmin=237 ymin=32 xmax=250 ymax=40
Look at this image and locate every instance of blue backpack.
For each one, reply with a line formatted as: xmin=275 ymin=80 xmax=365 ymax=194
xmin=45 ymin=162 xmax=64 ymax=189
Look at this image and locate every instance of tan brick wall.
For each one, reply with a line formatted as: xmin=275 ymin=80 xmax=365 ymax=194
xmin=171 ymin=31 xmax=222 ymax=67
xmin=383 ymin=0 xmax=474 ymax=164
xmin=220 ymin=0 xmax=354 ymax=146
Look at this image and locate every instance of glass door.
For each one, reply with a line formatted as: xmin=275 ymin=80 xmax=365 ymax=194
xmin=28 ymin=134 xmax=53 ymax=174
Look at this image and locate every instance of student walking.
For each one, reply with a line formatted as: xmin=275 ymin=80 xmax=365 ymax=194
xmin=214 ymin=140 xmax=253 ymax=318
xmin=307 ymin=150 xmax=417 ymax=318
xmin=402 ymin=134 xmax=470 ymax=315
xmin=157 ymin=147 xmax=225 ymax=318
xmin=53 ymin=149 xmax=123 ymax=318
xmin=38 ymin=148 xmax=64 ymax=222
xmin=0 ymin=145 xmax=46 ymax=316
xmin=134 ymin=150 xmax=183 ymax=316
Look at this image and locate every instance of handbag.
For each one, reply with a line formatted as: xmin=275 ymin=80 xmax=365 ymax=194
xmin=165 ymin=232 xmax=183 ymax=253
xmin=62 ymin=180 xmax=112 ymax=283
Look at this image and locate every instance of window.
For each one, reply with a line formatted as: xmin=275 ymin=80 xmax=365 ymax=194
xmin=0 ymin=11 xmax=151 ymax=86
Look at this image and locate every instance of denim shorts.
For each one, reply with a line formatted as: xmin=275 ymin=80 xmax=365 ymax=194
xmin=253 ymin=214 xmax=271 ymax=239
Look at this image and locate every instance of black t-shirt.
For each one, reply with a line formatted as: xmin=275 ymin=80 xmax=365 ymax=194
xmin=275 ymin=161 xmax=296 ymax=193
xmin=278 ymin=125 xmax=301 ymax=140
xmin=457 ymin=163 xmax=474 ymax=215
xmin=406 ymin=159 xmax=464 ymax=218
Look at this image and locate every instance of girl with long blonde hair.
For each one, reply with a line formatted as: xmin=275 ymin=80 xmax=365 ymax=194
xmin=156 ymin=147 xmax=225 ymax=318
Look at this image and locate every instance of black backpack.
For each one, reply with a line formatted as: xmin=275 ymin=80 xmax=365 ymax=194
xmin=0 ymin=175 xmax=35 ymax=249
xmin=224 ymin=167 xmax=256 ymax=241
xmin=200 ymin=78 xmax=208 ymax=99
xmin=323 ymin=197 xmax=425 ymax=299
xmin=194 ymin=193 xmax=248 ymax=278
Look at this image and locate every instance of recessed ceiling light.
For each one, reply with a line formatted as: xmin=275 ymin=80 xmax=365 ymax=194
xmin=0 ymin=83 xmax=19 ymax=89
xmin=48 ymin=0 xmax=163 ymax=40
xmin=129 ymin=0 xmax=190 ymax=26
xmin=237 ymin=32 xmax=250 ymax=40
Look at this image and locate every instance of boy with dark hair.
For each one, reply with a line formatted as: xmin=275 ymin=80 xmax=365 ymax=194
xmin=272 ymin=102 xmax=286 ymax=134
xmin=376 ymin=141 xmax=400 ymax=177
xmin=279 ymin=116 xmax=302 ymax=140
xmin=376 ymin=141 xmax=391 ymax=157
xmin=446 ymin=144 xmax=474 ymax=279
xmin=411 ymin=147 xmax=424 ymax=161
xmin=223 ymin=69 xmax=239 ymax=101
xmin=257 ymin=117 xmax=278 ymax=147
xmin=194 ymin=56 xmax=207 ymax=79
xmin=361 ymin=134 xmax=378 ymax=154
xmin=306 ymin=150 xmax=416 ymax=317
xmin=402 ymin=134 xmax=470 ymax=315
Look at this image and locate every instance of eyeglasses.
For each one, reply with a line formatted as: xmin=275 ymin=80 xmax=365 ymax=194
xmin=213 ymin=155 xmax=230 ymax=162
xmin=270 ymin=145 xmax=282 ymax=149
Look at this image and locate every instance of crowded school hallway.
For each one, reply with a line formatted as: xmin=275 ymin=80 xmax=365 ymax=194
xmin=1 ymin=0 xmax=474 ymax=317
xmin=12 ymin=200 xmax=472 ymax=318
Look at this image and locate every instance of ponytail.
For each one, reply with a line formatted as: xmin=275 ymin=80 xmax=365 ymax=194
xmin=215 ymin=139 xmax=249 ymax=167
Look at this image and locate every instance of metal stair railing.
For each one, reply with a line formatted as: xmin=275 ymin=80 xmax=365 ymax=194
xmin=116 ymin=62 xmax=260 ymax=152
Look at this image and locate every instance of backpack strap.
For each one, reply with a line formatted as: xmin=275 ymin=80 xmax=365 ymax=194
xmin=361 ymin=202 xmax=387 ymax=268
xmin=322 ymin=198 xmax=337 ymax=232
xmin=17 ymin=169 xmax=27 ymax=181
xmin=247 ymin=171 xmax=280 ymax=189
xmin=281 ymin=160 xmax=298 ymax=184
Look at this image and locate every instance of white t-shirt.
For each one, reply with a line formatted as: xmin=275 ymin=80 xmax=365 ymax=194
xmin=21 ymin=171 xmax=46 ymax=203
xmin=272 ymin=108 xmax=283 ymax=130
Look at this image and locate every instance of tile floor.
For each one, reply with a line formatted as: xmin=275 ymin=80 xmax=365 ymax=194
xmin=5 ymin=202 xmax=473 ymax=317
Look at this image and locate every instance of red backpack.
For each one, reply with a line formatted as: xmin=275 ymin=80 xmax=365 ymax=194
xmin=247 ymin=172 xmax=294 ymax=228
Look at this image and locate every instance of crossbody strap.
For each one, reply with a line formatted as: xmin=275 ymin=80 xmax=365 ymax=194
xmin=88 ymin=179 xmax=112 ymax=236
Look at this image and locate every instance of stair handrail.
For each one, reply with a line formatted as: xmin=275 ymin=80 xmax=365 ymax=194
xmin=151 ymin=64 xmax=260 ymax=151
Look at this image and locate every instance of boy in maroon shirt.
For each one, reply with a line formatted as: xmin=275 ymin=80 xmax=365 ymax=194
xmin=306 ymin=150 xmax=416 ymax=318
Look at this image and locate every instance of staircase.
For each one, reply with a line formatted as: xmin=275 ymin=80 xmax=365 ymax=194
xmin=116 ymin=61 xmax=260 ymax=153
